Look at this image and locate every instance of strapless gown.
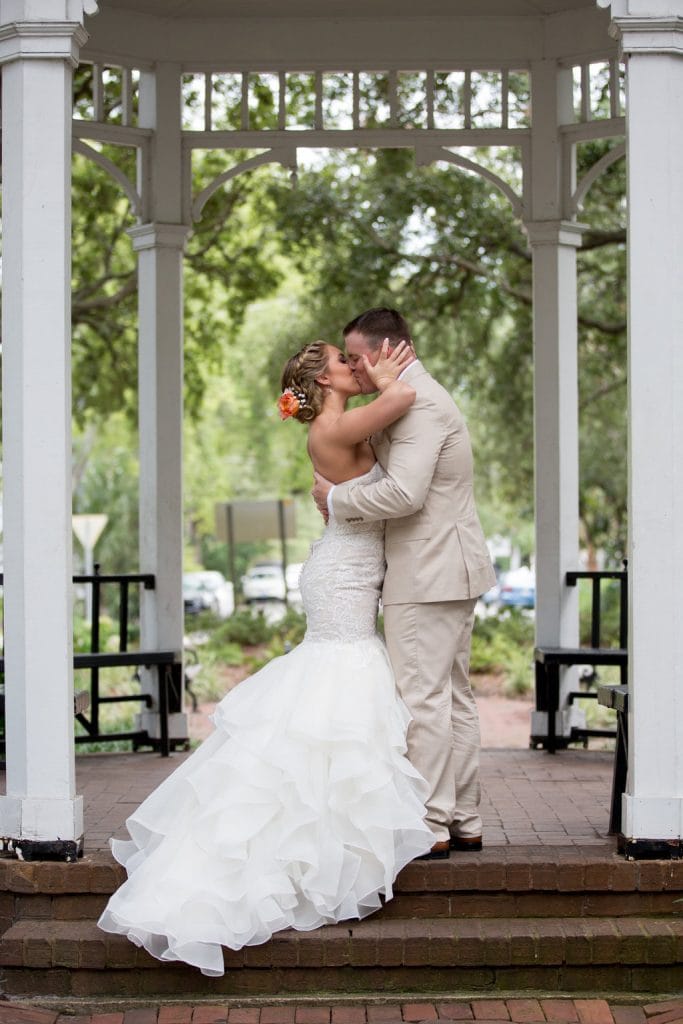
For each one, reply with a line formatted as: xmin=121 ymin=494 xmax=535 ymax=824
xmin=97 ymin=463 xmax=432 ymax=976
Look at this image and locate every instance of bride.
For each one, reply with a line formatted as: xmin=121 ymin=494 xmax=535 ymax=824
xmin=97 ymin=338 xmax=433 ymax=976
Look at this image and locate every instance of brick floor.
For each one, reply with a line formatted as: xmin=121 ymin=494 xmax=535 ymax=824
xmin=507 ymin=1001 xmax=545 ymax=1023
xmin=472 ymin=1003 xmax=510 ymax=1021
xmin=611 ymin=1011 xmax=646 ymax=1024
xmin=158 ymin=1009 xmax=193 ymax=1024
xmin=540 ymin=1002 xmax=580 ymax=1024
xmin=3 ymin=1001 xmax=683 ymax=1024
xmin=189 ymin=1009 xmax=228 ymax=1024
xmin=575 ymin=1003 xmax=615 ymax=1024
xmin=402 ymin=1005 xmax=439 ymax=1022
xmin=37 ymin=747 xmax=615 ymax=855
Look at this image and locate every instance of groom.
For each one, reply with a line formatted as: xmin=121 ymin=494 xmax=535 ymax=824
xmin=312 ymin=307 xmax=496 ymax=859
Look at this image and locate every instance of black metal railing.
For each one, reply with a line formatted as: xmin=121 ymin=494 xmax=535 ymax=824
xmin=74 ymin=564 xmax=156 ymax=654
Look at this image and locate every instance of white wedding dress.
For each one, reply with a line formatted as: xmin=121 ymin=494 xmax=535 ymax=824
xmin=98 ymin=463 xmax=433 ymax=976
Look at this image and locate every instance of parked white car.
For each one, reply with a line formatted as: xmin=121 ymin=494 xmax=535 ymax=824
xmin=285 ymin=562 xmax=304 ymax=595
xmin=242 ymin=563 xmax=286 ymax=602
xmin=183 ymin=571 xmax=235 ymax=619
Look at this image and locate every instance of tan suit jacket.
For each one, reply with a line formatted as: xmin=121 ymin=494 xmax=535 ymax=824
xmin=332 ymin=361 xmax=496 ymax=605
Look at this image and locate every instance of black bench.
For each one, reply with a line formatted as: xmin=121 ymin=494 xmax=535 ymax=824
xmin=597 ymin=682 xmax=628 ymax=834
xmin=73 ymin=650 xmax=183 ymax=756
xmin=532 ymin=567 xmax=628 ymax=753
xmin=0 ymin=651 xmax=182 ymax=757
xmin=0 ymin=686 xmax=90 ymax=718
xmin=0 ymin=568 xmax=184 ymax=757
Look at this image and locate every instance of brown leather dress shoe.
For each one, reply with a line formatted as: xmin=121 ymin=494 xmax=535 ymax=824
xmin=449 ymin=835 xmax=483 ymax=852
xmin=416 ymin=840 xmax=450 ymax=861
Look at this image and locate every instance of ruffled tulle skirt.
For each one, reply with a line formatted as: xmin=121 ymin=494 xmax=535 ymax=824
xmin=97 ymin=636 xmax=433 ymax=976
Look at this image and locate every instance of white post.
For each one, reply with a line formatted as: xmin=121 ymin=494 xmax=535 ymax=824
xmin=605 ymin=3 xmax=683 ymax=850
xmin=0 ymin=3 xmax=90 ymax=852
xmin=526 ymin=60 xmax=583 ymax=744
xmin=130 ymin=63 xmax=189 ymax=745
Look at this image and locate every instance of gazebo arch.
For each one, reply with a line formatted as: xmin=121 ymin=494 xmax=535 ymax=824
xmin=72 ymin=137 xmax=143 ymax=214
xmin=1 ymin=0 xmax=681 ymax=860
xmin=569 ymin=141 xmax=625 ymax=215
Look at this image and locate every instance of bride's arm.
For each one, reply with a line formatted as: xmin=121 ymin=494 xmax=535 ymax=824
xmin=327 ymin=342 xmax=416 ymax=446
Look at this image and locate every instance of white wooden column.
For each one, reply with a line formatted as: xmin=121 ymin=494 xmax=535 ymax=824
xmin=130 ymin=63 xmax=189 ymax=744
xmin=604 ymin=2 xmax=683 ymax=850
xmin=526 ymin=60 xmax=583 ymax=744
xmin=0 ymin=5 xmax=89 ymax=852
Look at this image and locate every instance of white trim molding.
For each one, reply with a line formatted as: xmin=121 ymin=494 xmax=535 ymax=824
xmin=0 ymin=21 xmax=88 ymax=66
xmin=613 ymin=17 xmax=683 ymax=54
xmin=0 ymin=1 xmax=97 ymax=15
xmin=523 ymin=219 xmax=587 ymax=247
xmin=128 ymin=222 xmax=191 ymax=253
xmin=598 ymin=1 xmax=683 ymax=54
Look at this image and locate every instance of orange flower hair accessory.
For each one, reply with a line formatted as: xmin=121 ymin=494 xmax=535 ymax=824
xmin=278 ymin=387 xmax=306 ymax=420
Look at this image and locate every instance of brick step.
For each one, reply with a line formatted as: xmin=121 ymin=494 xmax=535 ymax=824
xmin=2 ymin=848 xmax=682 ymax=896
xmin=2 ymin=916 xmax=683 ymax=998
xmin=2 ymin=849 xmax=682 ymax=926
xmin=5 ymin=886 xmax=682 ymax=926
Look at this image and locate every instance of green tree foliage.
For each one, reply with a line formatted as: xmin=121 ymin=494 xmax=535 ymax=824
xmin=68 ymin=66 xmax=627 ymax=563
xmin=263 ymin=141 xmax=626 ymax=557
xmin=72 ymin=414 xmax=139 ymax=574
xmin=576 ymin=142 xmax=627 ymax=561
xmin=71 ymin=67 xmax=284 ymax=423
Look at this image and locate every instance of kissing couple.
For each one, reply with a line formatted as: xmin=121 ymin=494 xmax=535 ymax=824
xmin=98 ymin=306 xmax=496 ymax=977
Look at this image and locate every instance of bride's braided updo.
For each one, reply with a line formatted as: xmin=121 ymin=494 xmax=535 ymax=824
xmin=280 ymin=342 xmax=329 ymax=423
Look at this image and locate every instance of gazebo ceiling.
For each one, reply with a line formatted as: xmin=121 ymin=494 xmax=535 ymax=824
xmin=84 ymin=0 xmax=612 ymax=68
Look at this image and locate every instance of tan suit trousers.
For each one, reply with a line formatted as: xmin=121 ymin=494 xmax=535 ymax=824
xmin=383 ymin=598 xmax=481 ymax=842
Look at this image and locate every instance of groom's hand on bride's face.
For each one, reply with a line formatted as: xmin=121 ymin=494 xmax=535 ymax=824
xmin=312 ymin=472 xmax=332 ymax=521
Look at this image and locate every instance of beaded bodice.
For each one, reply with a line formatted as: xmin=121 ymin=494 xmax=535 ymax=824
xmin=300 ymin=463 xmax=385 ymax=643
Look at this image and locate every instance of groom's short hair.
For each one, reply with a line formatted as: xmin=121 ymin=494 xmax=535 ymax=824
xmin=343 ymin=307 xmax=412 ymax=350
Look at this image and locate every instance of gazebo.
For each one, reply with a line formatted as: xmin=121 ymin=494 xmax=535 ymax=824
xmin=0 ymin=0 xmax=681 ymax=860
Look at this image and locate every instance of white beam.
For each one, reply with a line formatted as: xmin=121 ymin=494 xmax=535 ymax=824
xmin=131 ymin=64 xmax=189 ymax=744
xmin=526 ymin=60 xmax=583 ymax=743
xmin=610 ymin=9 xmax=683 ymax=845
xmin=0 ymin=10 xmax=88 ymax=848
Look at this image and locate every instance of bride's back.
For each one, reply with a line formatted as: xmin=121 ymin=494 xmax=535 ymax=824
xmin=307 ymin=417 xmax=375 ymax=484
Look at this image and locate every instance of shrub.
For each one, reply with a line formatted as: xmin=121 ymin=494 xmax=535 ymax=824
xmin=578 ymin=576 xmax=624 ymax=647
xmin=501 ymin=646 xmax=534 ymax=697
xmin=211 ymin=609 xmax=274 ymax=646
xmin=206 ymin=641 xmax=245 ymax=667
xmin=73 ymin=614 xmax=119 ymax=653
xmin=470 ymin=610 xmax=534 ymax=695
xmin=274 ymin=608 xmax=307 ymax=648
xmin=185 ymin=647 xmax=245 ymax=703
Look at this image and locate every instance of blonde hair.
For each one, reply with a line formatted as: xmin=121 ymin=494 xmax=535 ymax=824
xmin=280 ymin=342 xmax=329 ymax=423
